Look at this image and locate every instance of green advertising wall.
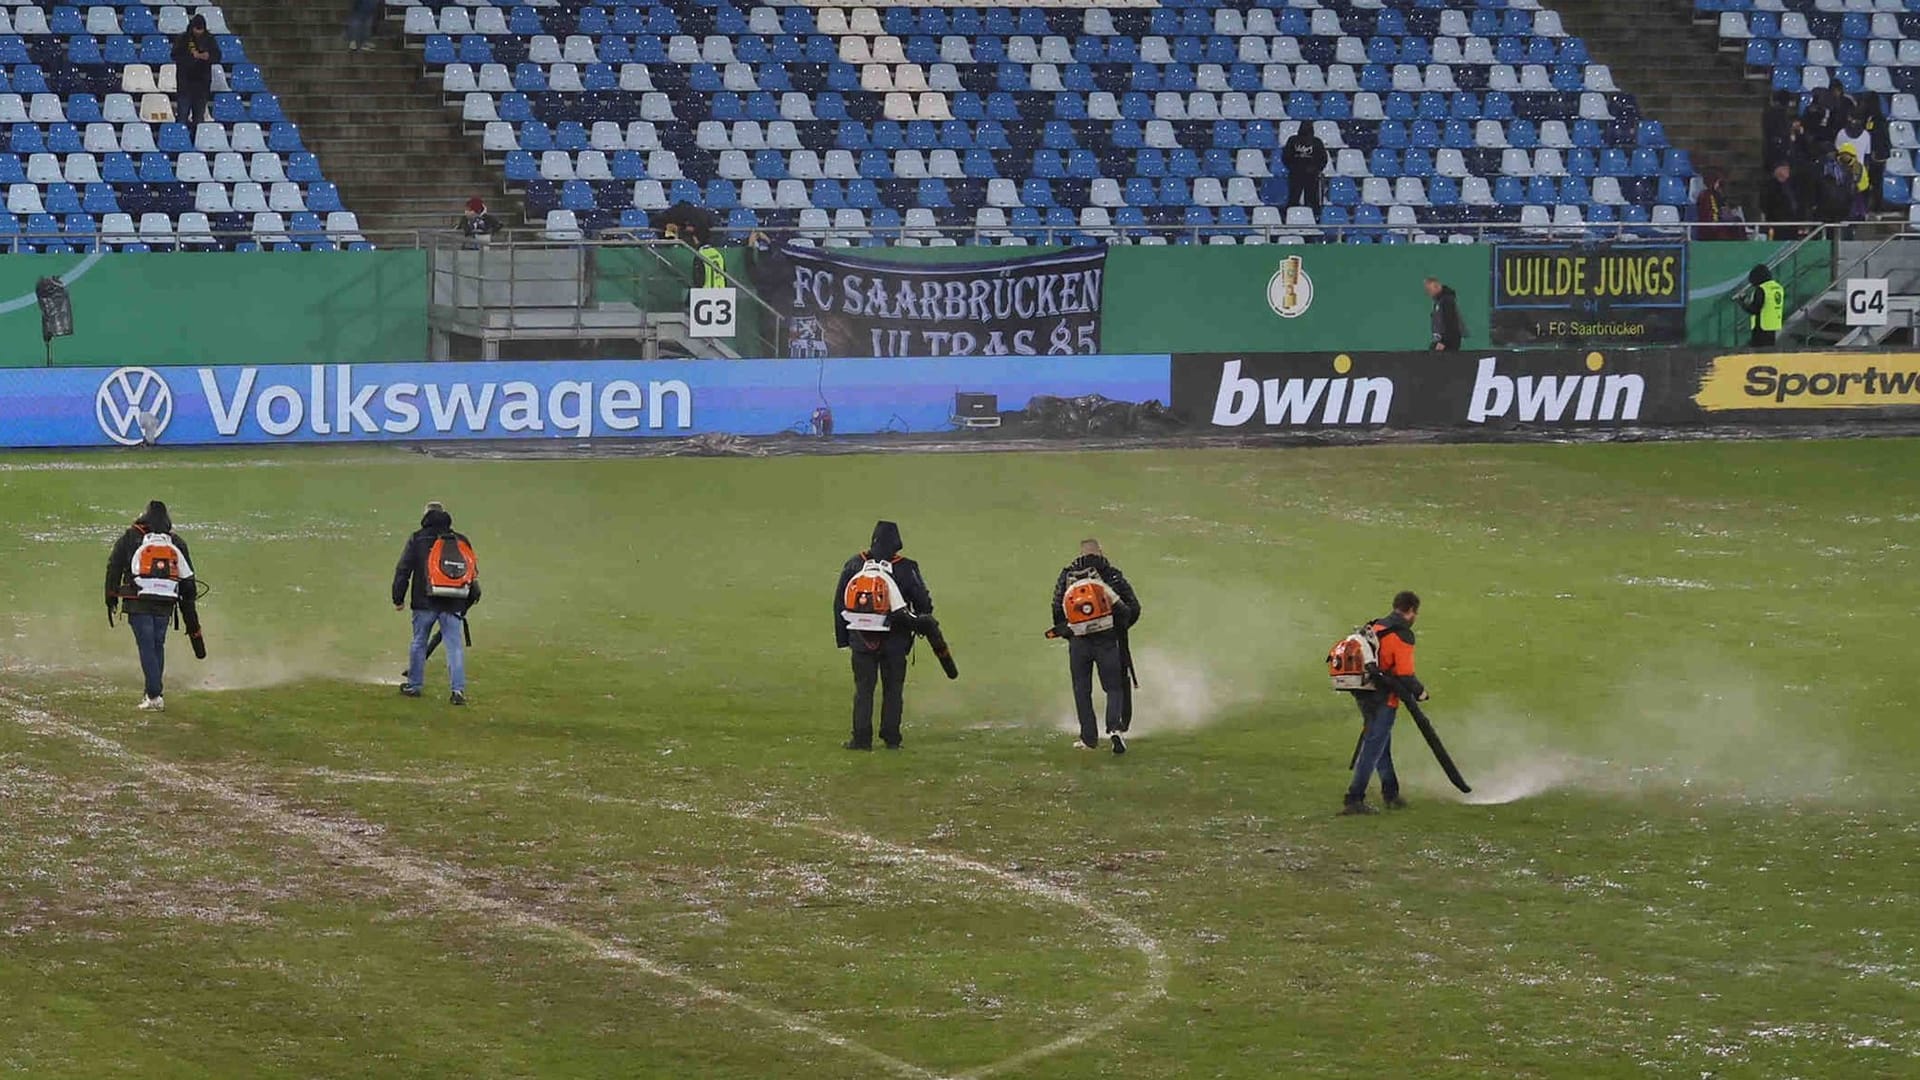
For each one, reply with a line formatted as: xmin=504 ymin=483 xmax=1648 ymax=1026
xmin=0 ymin=250 xmax=427 ymax=369
xmin=0 ymin=241 xmax=1789 ymax=369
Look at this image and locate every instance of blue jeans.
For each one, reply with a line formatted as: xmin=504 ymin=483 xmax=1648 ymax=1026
xmin=1347 ymin=698 xmax=1399 ymax=803
xmin=406 ymin=609 xmax=466 ymax=693
xmin=128 ymin=612 xmax=168 ymax=699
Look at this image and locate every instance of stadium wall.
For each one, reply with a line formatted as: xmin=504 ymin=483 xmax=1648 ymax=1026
xmin=0 ymin=242 xmax=1786 ymax=371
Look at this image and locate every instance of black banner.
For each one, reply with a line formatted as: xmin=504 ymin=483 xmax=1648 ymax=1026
xmin=756 ymin=245 xmax=1106 ymax=359
xmin=1490 ymin=242 xmax=1688 ymax=346
xmin=1171 ymin=350 xmax=1920 ymax=432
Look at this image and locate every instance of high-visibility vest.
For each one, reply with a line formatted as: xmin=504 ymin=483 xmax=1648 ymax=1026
xmin=1754 ymin=279 xmax=1785 ymax=332
xmin=696 ymin=245 xmax=726 ymax=289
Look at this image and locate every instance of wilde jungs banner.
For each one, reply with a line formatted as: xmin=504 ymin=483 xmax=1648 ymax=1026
xmin=758 ymin=245 xmax=1107 ymax=359
xmin=1172 ymin=350 xmax=1920 ymax=432
xmin=1490 ymin=242 xmax=1688 ymax=346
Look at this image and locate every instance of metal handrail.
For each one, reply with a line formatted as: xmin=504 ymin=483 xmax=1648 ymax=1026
xmin=622 ymin=235 xmax=787 ymax=358
xmin=1781 ymin=230 xmax=1920 ymax=346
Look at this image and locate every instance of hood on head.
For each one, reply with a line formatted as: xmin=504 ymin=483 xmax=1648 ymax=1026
xmin=1748 ymin=264 xmax=1774 ymax=286
xmin=1068 ymin=553 xmax=1112 ymax=573
xmin=421 ymin=501 xmax=452 ymax=530
xmin=869 ymin=520 xmax=903 ymax=559
xmin=136 ymin=500 xmax=171 ymax=533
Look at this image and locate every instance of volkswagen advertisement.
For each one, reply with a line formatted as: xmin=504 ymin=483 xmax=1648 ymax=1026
xmin=0 ymin=356 xmax=1173 ymax=449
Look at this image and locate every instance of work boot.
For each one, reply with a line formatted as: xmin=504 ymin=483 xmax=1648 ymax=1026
xmin=399 ymin=684 xmax=422 ymax=698
xmin=1384 ymin=795 xmax=1409 ymax=810
xmin=1340 ymin=800 xmax=1379 ymax=816
xmin=450 ymin=691 xmax=467 ymax=706
xmin=843 ymin=740 xmax=872 ymax=751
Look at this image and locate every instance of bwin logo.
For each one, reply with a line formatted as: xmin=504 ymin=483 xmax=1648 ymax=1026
xmin=96 ymin=366 xmax=174 ymax=446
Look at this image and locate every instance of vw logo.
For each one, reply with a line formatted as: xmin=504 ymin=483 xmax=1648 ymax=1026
xmin=95 ymin=366 xmax=174 ymax=446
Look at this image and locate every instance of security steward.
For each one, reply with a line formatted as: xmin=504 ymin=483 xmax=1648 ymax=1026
xmin=1741 ymin=263 xmax=1785 ymax=347
xmin=688 ymin=223 xmax=727 ymax=290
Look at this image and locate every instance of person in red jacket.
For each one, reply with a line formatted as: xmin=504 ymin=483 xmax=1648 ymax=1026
xmin=1343 ymin=591 xmax=1429 ymax=815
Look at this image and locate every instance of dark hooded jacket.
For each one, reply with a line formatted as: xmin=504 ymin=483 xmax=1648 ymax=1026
xmin=393 ymin=506 xmax=482 ymax=613
xmin=1050 ymin=554 xmax=1141 ymax=636
xmin=834 ymin=520 xmax=933 ymax=649
xmin=1429 ymin=284 xmax=1464 ymax=350
xmin=105 ymin=501 xmax=202 ymax=629
xmin=170 ymin=23 xmax=221 ymax=93
xmin=1739 ymin=264 xmax=1776 ymax=318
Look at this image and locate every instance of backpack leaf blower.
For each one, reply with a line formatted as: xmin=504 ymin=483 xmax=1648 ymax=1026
xmin=919 ymin=616 xmax=959 ymax=680
xmin=1375 ymin=673 xmax=1472 ymax=794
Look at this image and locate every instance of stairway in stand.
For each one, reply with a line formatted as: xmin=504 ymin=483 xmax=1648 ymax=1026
xmin=218 ymin=1 xmax=508 ymax=237
xmin=1551 ymin=0 xmax=1770 ymax=208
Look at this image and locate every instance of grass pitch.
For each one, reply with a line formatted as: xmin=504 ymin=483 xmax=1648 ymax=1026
xmin=1 ymin=440 xmax=1917 ymax=1079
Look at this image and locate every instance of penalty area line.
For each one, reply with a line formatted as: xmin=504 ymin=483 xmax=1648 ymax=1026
xmin=2 ymin=700 xmax=939 ymax=1080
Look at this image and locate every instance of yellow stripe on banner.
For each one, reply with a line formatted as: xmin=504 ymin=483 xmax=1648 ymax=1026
xmin=1694 ymin=353 xmax=1920 ymax=411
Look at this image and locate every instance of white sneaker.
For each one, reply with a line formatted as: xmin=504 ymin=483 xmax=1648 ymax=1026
xmin=1072 ymin=738 xmax=1097 ymax=750
xmin=137 ymin=696 xmax=165 ymax=712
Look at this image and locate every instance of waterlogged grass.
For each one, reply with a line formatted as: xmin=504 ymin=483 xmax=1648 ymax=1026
xmin=1 ymin=440 xmax=1917 ymax=1078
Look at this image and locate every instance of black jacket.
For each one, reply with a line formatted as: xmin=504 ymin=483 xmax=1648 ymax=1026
xmin=1050 ymin=554 xmax=1141 ymax=636
xmin=393 ymin=507 xmax=482 ymax=613
xmin=105 ymin=504 xmax=201 ymax=631
xmin=834 ymin=520 xmax=933 ymax=649
xmin=171 ymin=30 xmax=221 ymax=91
xmin=1430 ymin=285 xmax=1464 ymax=349
xmin=1281 ymin=131 xmax=1330 ymax=175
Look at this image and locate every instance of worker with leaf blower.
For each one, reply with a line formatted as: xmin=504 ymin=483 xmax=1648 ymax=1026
xmin=105 ymin=499 xmax=206 ymax=712
xmin=1330 ymin=591 xmax=1435 ymax=815
xmin=1049 ymin=539 xmax=1142 ymax=755
xmin=835 ymin=520 xmax=955 ymax=751
xmin=393 ymin=501 xmax=480 ymax=706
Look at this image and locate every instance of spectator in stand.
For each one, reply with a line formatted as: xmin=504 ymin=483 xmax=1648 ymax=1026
xmin=346 ymin=0 xmax=383 ymax=52
xmin=1814 ymin=143 xmax=1858 ymax=223
xmin=458 ymin=197 xmax=501 ymax=243
xmin=1280 ymin=125 xmax=1330 ymax=215
xmin=1695 ymin=171 xmax=1744 ymax=240
xmin=1760 ymin=164 xmax=1806 ymax=237
xmin=1836 ymin=117 xmax=1875 ymax=216
xmin=1857 ymin=94 xmax=1891 ymax=212
xmin=1802 ymin=86 xmax=1851 ymax=147
xmin=1762 ymin=90 xmax=1796 ymax=172
xmin=171 ymin=15 xmax=221 ymax=124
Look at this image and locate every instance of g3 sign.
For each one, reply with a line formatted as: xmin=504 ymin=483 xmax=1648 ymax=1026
xmin=688 ymin=287 xmax=737 ymax=339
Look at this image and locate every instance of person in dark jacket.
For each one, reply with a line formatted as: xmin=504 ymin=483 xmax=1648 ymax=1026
xmin=1424 ymin=277 xmax=1463 ymax=351
xmin=171 ymin=15 xmax=221 ymax=125
xmin=392 ymin=501 xmax=480 ymax=704
xmin=105 ymin=500 xmax=203 ymax=711
xmin=1280 ymin=126 xmax=1330 ymax=213
xmin=458 ymin=196 xmax=501 ymax=242
xmin=1762 ymin=90 xmax=1795 ymax=171
xmin=833 ymin=520 xmax=933 ymax=750
xmin=1050 ymin=539 xmax=1142 ymax=754
xmin=1343 ymin=591 xmax=1428 ymax=816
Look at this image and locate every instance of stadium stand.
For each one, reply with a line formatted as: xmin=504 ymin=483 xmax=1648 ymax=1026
xmin=1704 ymin=0 xmax=1919 ymax=213
xmin=0 ymin=3 xmax=366 ymax=250
xmin=394 ymin=0 xmax=1701 ymax=245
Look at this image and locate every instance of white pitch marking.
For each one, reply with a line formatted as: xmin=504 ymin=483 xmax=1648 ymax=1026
xmin=4 ymin=700 xmax=939 ymax=1080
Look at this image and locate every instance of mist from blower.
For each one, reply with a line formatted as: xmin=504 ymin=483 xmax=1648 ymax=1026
xmin=1043 ymin=573 xmax=1327 ymax=739
xmin=1452 ymin=655 xmax=1859 ymax=805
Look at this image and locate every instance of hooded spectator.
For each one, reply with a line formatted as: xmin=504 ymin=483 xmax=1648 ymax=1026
xmin=170 ymin=15 xmax=221 ymax=124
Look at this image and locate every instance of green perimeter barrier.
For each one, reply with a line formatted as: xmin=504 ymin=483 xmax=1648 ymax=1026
xmin=0 ymin=250 xmax=426 ymax=368
xmin=0 ymin=242 xmax=1786 ymax=368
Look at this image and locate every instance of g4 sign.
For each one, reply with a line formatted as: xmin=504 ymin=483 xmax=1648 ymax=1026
xmin=688 ymin=287 xmax=737 ymax=339
xmin=1846 ymin=278 xmax=1889 ymax=327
